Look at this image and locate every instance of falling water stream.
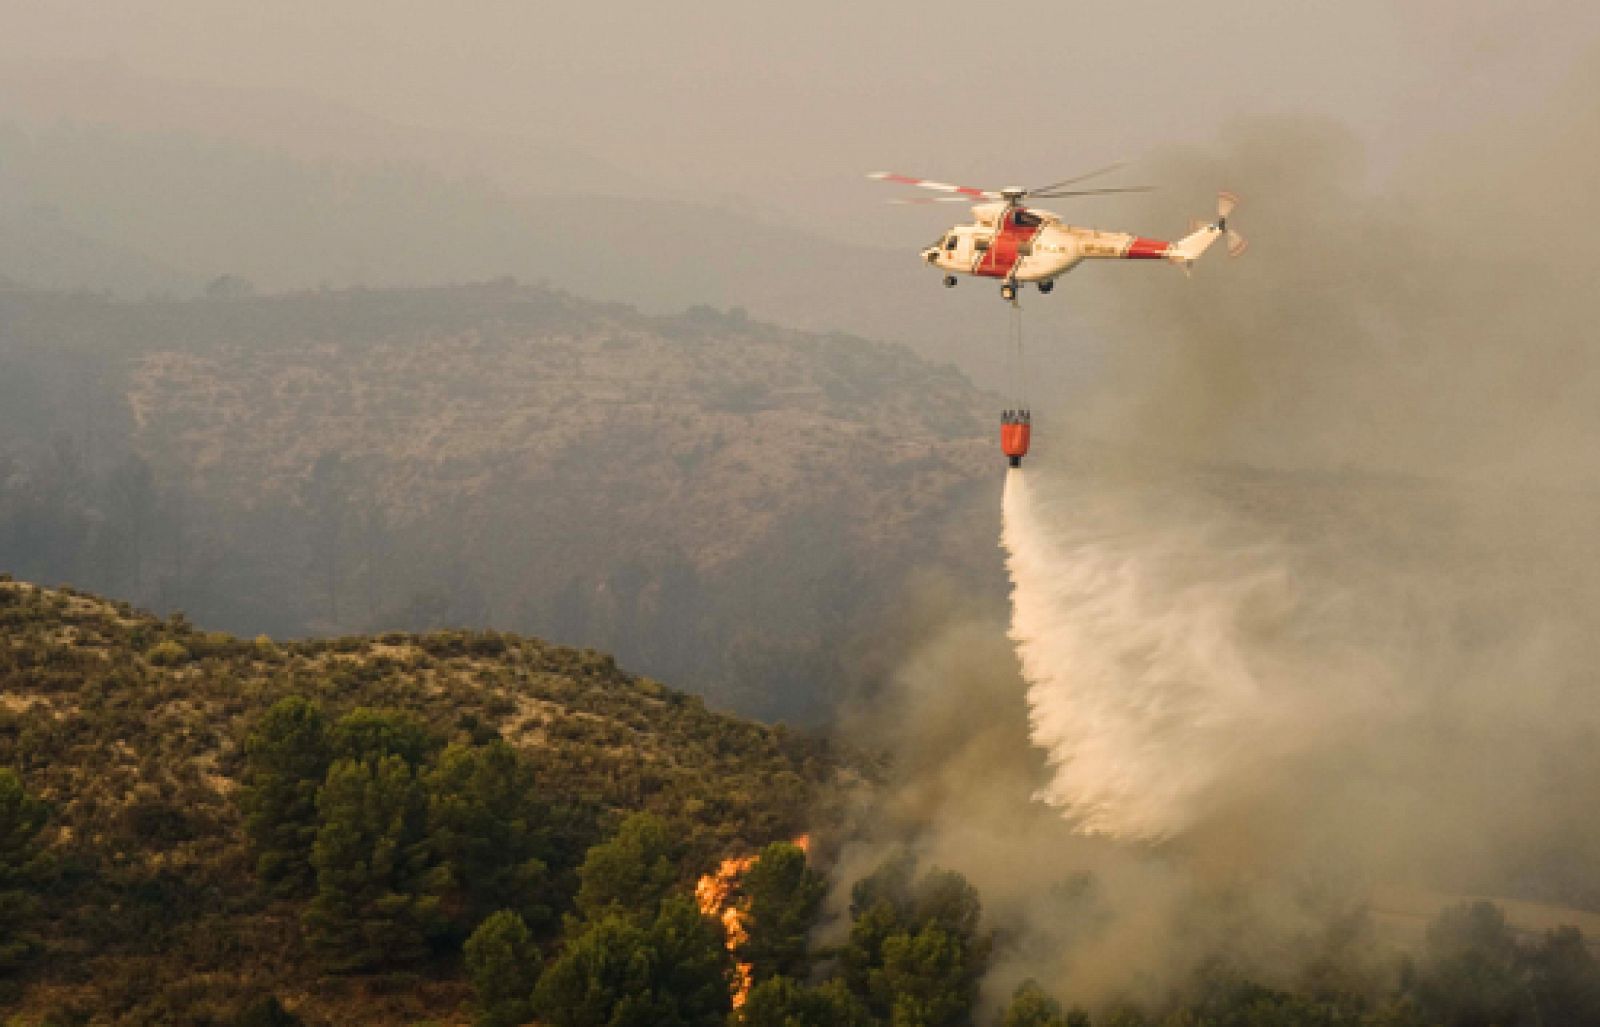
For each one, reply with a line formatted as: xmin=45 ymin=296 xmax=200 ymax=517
xmin=999 ymin=468 xmax=1389 ymax=841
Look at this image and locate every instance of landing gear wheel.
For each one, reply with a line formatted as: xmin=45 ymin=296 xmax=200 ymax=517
xmin=1000 ymin=282 xmax=1017 ymax=302
xmin=943 ymin=275 xmax=958 ymax=288
xmin=1037 ymin=279 xmax=1054 ymax=294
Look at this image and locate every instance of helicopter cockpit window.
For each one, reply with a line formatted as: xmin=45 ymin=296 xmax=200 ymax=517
xmin=1014 ymin=209 xmax=1043 ymax=228
xmin=944 ymin=235 xmax=959 ymax=251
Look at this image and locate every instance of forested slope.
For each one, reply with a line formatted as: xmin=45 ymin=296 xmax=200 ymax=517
xmin=5 ymin=582 xmax=1600 ymax=1026
xmin=0 ymin=577 xmax=853 ymax=1023
xmin=0 ymin=282 xmax=1003 ymax=720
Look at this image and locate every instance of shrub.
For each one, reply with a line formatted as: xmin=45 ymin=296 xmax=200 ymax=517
xmin=146 ymin=640 xmax=191 ymax=667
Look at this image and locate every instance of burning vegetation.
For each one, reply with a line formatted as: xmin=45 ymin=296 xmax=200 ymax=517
xmin=696 ymin=835 xmax=811 ymax=1008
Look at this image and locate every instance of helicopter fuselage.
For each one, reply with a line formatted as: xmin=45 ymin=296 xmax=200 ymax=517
xmin=922 ymin=202 xmax=1193 ymax=284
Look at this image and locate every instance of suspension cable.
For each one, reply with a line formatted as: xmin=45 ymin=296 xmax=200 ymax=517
xmin=1010 ymin=302 xmax=1027 ymax=410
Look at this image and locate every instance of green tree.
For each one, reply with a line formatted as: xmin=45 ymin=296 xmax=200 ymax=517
xmin=646 ymin=896 xmax=737 ymax=1025
xmin=841 ymin=856 xmax=990 ymax=1027
xmin=327 ymin=707 xmax=437 ymax=768
xmin=1407 ymin=901 xmax=1529 ymax=1027
xmin=1522 ymin=926 xmax=1600 ymax=1027
xmin=1181 ymin=960 xmax=1374 ymax=1027
xmin=878 ymin=924 xmax=975 ymax=1027
xmin=575 ymin=812 xmax=680 ymax=923
xmin=0 ymin=769 xmax=49 ymax=972
xmin=534 ymin=896 xmax=732 ymax=1027
xmin=738 ymin=841 xmax=825 ymax=983
xmin=1361 ymin=996 xmax=1434 ymax=1027
xmin=239 ymin=696 xmax=329 ymax=895
xmin=739 ymin=976 xmax=873 ymax=1027
xmin=1100 ymin=1007 xmax=1149 ymax=1027
xmin=427 ymin=740 xmax=551 ymax=935
xmin=303 ymin=755 xmax=444 ymax=972
xmin=533 ymin=913 xmax=650 ymax=1027
xmin=464 ymin=909 xmax=540 ymax=1027
xmin=1000 ymin=980 xmax=1069 ymax=1027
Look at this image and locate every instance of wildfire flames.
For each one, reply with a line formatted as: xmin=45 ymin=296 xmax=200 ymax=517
xmin=696 ymin=835 xmax=810 ymax=1009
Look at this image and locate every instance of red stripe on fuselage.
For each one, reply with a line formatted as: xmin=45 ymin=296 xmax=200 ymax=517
xmin=1125 ymin=237 xmax=1171 ymax=259
xmin=974 ymin=211 xmax=1043 ymax=278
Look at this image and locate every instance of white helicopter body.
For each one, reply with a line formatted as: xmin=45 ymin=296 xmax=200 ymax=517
xmin=870 ymin=170 xmax=1244 ymax=301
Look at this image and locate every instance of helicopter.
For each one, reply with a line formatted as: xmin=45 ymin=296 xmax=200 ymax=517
xmin=869 ymin=163 xmax=1245 ymax=301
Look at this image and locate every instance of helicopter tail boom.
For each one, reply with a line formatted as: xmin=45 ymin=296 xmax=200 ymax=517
xmin=1171 ymin=191 xmax=1246 ymax=266
xmin=1170 ymin=223 xmax=1223 ymax=264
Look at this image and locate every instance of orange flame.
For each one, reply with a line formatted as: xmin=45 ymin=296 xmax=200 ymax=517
xmin=695 ymin=837 xmax=810 ymax=1010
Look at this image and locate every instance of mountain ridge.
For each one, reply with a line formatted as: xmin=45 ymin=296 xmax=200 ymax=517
xmin=0 ymin=282 xmax=1007 ymax=720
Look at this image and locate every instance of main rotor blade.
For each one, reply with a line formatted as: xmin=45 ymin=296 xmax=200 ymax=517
xmin=867 ymin=171 xmax=1000 ymax=200
xmin=1029 ymin=185 xmax=1155 ymax=199
xmin=887 ymin=196 xmax=979 ymax=205
xmin=1028 ymin=161 xmax=1128 ymax=194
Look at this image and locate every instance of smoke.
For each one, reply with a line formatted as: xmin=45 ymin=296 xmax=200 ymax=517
xmin=1070 ymin=66 xmax=1600 ymax=485
xmin=837 ymin=456 xmax=1600 ymax=1010
xmin=1000 ymin=41 xmax=1600 ymax=878
xmin=831 ymin=42 xmax=1600 ymax=1012
xmin=827 ymin=558 xmax=1397 ymax=1010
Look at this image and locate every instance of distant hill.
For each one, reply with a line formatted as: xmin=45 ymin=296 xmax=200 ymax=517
xmin=0 ymin=575 xmax=853 ymax=1023
xmin=0 ymin=119 xmax=1052 ymax=388
xmin=0 ymin=205 xmax=187 ymax=297
xmin=0 ymin=283 xmax=1005 ymax=719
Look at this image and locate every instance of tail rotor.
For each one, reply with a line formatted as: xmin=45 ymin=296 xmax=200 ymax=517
xmin=1217 ymin=191 xmax=1247 ymax=257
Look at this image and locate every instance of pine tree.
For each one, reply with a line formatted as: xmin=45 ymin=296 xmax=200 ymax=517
xmin=327 ymin=707 xmax=437 ymax=768
xmin=240 ymin=696 xmax=329 ymax=895
xmin=533 ymin=896 xmax=731 ymax=1027
xmin=464 ymin=909 xmax=539 ymax=1027
xmin=1524 ymin=926 xmax=1600 ymax=1027
xmin=879 ymin=924 xmax=973 ymax=1027
xmin=532 ymin=913 xmax=653 ymax=1027
xmin=739 ymin=841 xmax=825 ymax=982
xmin=1407 ymin=901 xmax=1529 ymax=1027
xmin=574 ymin=812 xmax=679 ymax=923
xmin=740 ymin=976 xmax=873 ymax=1027
xmin=642 ymin=897 xmax=735 ymax=1026
xmin=841 ymin=856 xmax=990 ymax=1027
xmin=1000 ymin=980 xmax=1070 ymax=1027
xmin=427 ymin=741 xmax=550 ymax=936
xmin=303 ymin=755 xmax=444 ymax=972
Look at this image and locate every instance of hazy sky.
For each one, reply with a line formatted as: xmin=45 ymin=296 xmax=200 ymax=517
xmin=4 ymin=1 xmax=1596 ymax=244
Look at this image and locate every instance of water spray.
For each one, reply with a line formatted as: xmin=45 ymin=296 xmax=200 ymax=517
xmin=1000 ymin=470 xmax=1330 ymax=841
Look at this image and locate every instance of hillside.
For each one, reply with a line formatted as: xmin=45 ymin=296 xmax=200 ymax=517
xmin=0 ymin=206 xmax=186 ymax=297
xmin=0 ymin=575 xmax=856 ymax=1024
xmin=0 ymin=282 xmax=1005 ymax=720
xmin=0 ymin=119 xmax=1029 ymax=385
xmin=9 ymin=574 xmax=1600 ymax=1027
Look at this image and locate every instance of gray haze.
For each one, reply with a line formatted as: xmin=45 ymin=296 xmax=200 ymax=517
xmin=6 ymin=3 xmax=1600 ymax=1009
xmin=4 ymin=1 xmax=1593 ymax=239
xmin=3 ymin=2 xmax=1598 ymax=394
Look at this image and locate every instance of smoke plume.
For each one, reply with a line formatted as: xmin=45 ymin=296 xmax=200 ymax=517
xmin=834 ymin=43 xmax=1600 ymax=1011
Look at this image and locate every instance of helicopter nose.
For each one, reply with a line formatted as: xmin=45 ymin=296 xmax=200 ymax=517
xmin=921 ymin=247 xmax=939 ymax=263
